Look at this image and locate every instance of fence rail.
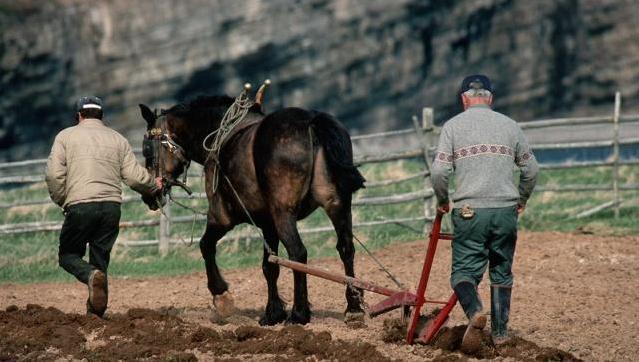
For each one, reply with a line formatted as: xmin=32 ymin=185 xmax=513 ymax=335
xmin=4 ymin=134 xmax=638 ymax=185
xmin=1 ymin=91 xmax=639 ymax=253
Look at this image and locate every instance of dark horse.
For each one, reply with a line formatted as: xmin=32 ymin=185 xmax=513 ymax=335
xmin=139 ymin=95 xmax=366 ymax=325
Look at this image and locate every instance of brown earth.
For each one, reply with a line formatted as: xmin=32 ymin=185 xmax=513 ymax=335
xmin=1 ymin=231 xmax=638 ymax=361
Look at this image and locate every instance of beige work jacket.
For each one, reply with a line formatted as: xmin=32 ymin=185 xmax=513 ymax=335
xmin=45 ymin=118 xmax=155 ymax=208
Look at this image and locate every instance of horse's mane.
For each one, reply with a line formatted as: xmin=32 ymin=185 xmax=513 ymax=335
xmin=165 ymin=95 xmax=262 ymax=125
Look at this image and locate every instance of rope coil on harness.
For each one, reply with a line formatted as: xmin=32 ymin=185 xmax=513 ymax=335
xmin=202 ymin=83 xmax=255 ymax=193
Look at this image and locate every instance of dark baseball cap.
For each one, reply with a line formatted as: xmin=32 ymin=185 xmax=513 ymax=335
xmin=75 ymin=96 xmax=103 ymax=112
xmin=460 ymin=74 xmax=492 ymax=93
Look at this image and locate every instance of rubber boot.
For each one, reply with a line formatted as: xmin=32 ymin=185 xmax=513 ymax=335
xmin=491 ymin=285 xmax=512 ymax=346
xmin=453 ymin=281 xmax=486 ymax=354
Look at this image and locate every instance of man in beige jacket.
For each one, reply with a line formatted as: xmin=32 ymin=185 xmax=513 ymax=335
xmin=45 ymin=96 xmax=161 ymax=317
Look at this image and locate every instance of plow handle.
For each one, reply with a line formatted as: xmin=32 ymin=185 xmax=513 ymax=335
xmin=406 ymin=211 xmax=444 ymax=344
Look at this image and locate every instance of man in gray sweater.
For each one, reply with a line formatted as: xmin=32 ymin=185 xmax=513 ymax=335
xmin=431 ymin=75 xmax=538 ymax=351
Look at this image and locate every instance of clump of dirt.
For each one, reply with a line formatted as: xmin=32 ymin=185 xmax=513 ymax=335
xmin=432 ymin=325 xmax=495 ymax=358
xmin=0 ymin=304 xmax=89 ymax=358
xmin=496 ymin=336 xmax=582 ymax=361
xmin=215 ymin=324 xmax=390 ymax=361
xmin=0 ymin=304 xmax=582 ymax=361
xmin=430 ymin=325 xmax=583 ymax=361
xmin=382 ymin=308 xmax=441 ymax=344
xmin=382 ymin=317 xmax=407 ymax=343
xmin=0 ymin=305 xmax=391 ymax=361
xmin=380 ymin=312 xmax=581 ymax=361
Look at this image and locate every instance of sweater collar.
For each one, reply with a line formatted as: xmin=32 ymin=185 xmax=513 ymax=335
xmin=468 ymin=104 xmax=491 ymax=110
xmin=79 ymin=118 xmax=105 ymax=127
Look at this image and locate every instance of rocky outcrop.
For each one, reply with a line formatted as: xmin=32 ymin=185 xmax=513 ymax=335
xmin=1 ymin=0 xmax=638 ymax=160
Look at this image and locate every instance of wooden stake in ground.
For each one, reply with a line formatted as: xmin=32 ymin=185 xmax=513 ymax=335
xmin=411 ymin=108 xmax=435 ymax=236
xmin=612 ymin=91 xmax=621 ymax=219
xmin=159 ymin=201 xmax=171 ymax=257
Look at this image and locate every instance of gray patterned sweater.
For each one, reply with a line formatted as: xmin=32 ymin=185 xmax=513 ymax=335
xmin=431 ymin=104 xmax=539 ymax=208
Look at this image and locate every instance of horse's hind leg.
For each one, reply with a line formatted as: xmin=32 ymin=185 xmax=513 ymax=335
xmin=325 ymin=193 xmax=365 ymax=321
xmin=272 ymin=212 xmax=310 ymax=324
xmin=200 ymin=223 xmax=234 ymax=315
xmin=259 ymin=224 xmax=287 ymax=325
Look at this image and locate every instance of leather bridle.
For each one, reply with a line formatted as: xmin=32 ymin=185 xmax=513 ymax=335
xmin=143 ymin=113 xmax=192 ymax=194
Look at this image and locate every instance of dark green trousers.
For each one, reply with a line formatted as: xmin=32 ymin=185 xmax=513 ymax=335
xmin=58 ymin=202 xmax=121 ymax=284
xmin=450 ymin=206 xmax=518 ymax=288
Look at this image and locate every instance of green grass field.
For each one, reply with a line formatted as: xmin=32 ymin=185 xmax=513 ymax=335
xmin=1 ymin=161 xmax=637 ymax=284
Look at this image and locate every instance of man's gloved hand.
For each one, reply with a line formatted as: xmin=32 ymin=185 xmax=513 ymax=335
xmin=437 ymin=202 xmax=451 ymax=214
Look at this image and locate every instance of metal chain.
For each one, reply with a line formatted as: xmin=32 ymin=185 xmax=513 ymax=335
xmin=167 ymin=193 xmax=207 ymax=247
xmin=352 ymin=234 xmax=406 ymax=290
xmin=154 ymin=195 xmax=199 ymax=247
xmin=169 ymin=193 xmax=207 ymax=216
xmin=221 ymin=173 xmax=274 ymax=255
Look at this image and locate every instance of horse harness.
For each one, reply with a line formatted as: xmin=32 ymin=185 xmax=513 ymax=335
xmin=143 ymin=112 xmax=191 ymax=190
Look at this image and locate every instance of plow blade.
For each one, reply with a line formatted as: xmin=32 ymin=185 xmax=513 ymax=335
xmin=414 ymin=293 xmax=458 ymax=344
xmin=368 ymin=291 xmax=417 ymax=317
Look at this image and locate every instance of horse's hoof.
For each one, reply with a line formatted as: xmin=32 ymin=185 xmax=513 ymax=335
xmin=286 ymin=307 xmax=311 ymax=325
xmin=344 ymin=311 xmax=365 ymax=323
xmin=344 ymin=311 xmax=366 ymax=329
xmin=259 ymin=299 xmax=287 ymax=326
xmin=209 ymin=309 xmax=229 ymax=325
xmin=213 ymin=291 xmax=236 ymax=318
xmin=259 ymin=309 xmax=287 ymax=326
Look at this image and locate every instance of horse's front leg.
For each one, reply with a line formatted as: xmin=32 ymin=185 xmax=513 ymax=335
xmin=259 ymin=224 xmax=287 ymax=325
xmin=200 ymin=223 xmax=234 ymax=316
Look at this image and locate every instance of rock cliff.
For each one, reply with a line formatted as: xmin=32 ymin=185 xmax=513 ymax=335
xmin=1 ymin=0 xmax=638 ymax=159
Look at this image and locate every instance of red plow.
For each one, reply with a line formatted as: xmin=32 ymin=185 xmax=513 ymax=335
xmin=268 ymin=212 xmax=456 ymax=344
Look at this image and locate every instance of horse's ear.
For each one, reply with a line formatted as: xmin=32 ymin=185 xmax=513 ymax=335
xmin=139 ymin=104 xmax=156 ymax=126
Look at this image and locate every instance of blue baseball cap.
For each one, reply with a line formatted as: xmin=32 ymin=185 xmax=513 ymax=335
xmin=460 ymin=75 xmax=493 ymax=93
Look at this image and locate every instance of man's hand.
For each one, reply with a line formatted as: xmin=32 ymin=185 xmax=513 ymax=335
xmin=437 ymin=202 xmax=451 ymax=214
xmin=516 ymin=203 xmax=526 ymax=215
xmin=154 ymin=177 xmax=164 ymax=190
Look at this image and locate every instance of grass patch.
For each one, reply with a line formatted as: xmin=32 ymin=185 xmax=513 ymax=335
xmin=520 ymin=165 xmax=639 ymax=234
xmin=1 ymin=162 xmax=637 ymax=284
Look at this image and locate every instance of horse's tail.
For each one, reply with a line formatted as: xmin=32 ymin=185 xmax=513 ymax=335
xmin=310 ymin=112 xmax=366 ymax=194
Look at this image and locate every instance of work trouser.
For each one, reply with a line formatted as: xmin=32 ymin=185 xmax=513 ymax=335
xmin=450 ymin=205 xmax=518 ymax=288
xmin=58 ymin=202 xmax=121 ymax=284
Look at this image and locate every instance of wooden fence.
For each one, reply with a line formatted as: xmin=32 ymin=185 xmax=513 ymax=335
xmin=0 ymin=108 xmax=440 ymax=256
xmin=1 ymin=92 xmax=639 ymax=255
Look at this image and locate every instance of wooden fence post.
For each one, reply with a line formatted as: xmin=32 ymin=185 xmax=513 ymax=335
xmin=612 ymin=91 xmax=621 ymax=219
xmin=423 ymin=108 xmax=437 ymax=227
xmin=412 ymin=107 xmax=435 ymax=235
xmin=159 ymin=201 xmax=171 ymax=257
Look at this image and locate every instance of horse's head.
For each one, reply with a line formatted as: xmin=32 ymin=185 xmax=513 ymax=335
xmin=139 ymin=104 xmax=193 ymax=209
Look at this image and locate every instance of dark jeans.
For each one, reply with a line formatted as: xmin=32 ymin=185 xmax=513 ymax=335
xmin=450 ymin=206 xmax=518 ymax=288
xmin=58 ymin=202 xmax=121 ymax=284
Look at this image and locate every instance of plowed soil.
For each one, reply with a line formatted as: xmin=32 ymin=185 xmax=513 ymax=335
xmin=1 ymin=231 xmax=637 ymax=361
